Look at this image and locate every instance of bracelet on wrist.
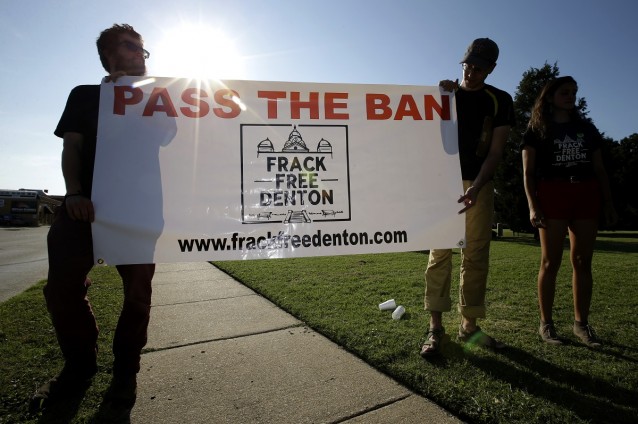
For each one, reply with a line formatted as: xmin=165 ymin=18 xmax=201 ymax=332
xmin=64 ymin=193 xmax=82 ymax=199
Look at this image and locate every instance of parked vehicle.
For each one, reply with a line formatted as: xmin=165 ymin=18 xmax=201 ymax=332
xmin=0 ymin=189 xmax=61 ymax=226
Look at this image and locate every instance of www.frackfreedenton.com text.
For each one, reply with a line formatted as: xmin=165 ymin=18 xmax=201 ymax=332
xmin=177 ymin=229 xmax=408 ymax=253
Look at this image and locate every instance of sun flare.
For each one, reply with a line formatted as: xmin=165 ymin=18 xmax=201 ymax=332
xmin=151 ymin=23 xmax=246 ymax=80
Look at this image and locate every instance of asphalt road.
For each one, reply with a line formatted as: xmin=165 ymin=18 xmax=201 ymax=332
xmin=0 ymin=226 xmax=49 ymax=302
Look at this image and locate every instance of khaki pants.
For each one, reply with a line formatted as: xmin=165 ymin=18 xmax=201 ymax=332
xmin=424 ymin=180 xmax=494 ymax=319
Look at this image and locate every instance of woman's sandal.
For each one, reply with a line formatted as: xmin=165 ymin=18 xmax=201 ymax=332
xmin=420 ymin=327 xmax=445 ymax=357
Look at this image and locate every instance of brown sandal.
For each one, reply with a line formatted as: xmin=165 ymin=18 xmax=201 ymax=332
xmin=420 ymin=327 xmax=445 ymax=357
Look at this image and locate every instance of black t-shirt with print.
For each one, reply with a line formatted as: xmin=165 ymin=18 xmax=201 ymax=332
xmin=54 ymin=85 xmax=100 ymax=197
xmin=522 ymin=120 xmax=602 ymax=179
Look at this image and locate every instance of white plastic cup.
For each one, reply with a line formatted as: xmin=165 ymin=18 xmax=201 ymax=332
xmin=378 ymin=299 xmax=396 ymax=311
xmin=392 ymin=305 xmax=406 ymax=320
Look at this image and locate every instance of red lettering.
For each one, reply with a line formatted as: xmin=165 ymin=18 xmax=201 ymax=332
xmin=180 ymin=88 xmax=210 ymax=118
xmin=143 ymin=88 xmax=178 ymax=117
xmin=290 ymin=92 xmax=319 ymax=119
xmin=325 ymin=92 xmax=349 ymax=119
xmin=258 ymin=91 xmax=287 ymax=119
xmin=213 ymin=89 xmax=241 ymax=118
xmin=113 ymin=86 xmax=143 ymax=115
xmin=424 ymin=94 xmax=451 ymax=120
xmin=394 ymin=95 xmax=423 ymax=120
xmin=366 ymin=94 xmax=392 ymax=120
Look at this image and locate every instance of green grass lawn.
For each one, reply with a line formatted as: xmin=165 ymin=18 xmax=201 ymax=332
xmin=1 ymin=232 xmax=636 ymax=423
xmin=0 ymin=267 xmax=123 ymax=424
xmin=213 ymin=231 xmax=638 ymax=424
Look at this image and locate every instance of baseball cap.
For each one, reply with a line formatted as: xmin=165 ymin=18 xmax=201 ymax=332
xmin=460 ymin=38 xmax=499 ymax=68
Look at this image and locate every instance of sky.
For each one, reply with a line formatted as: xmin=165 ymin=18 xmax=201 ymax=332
xmin=1 ymin=0 xmax=636 ymax=195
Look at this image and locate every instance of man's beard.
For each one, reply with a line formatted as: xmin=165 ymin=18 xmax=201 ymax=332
xmin=118 ymin=58 xmax=146 ymax=76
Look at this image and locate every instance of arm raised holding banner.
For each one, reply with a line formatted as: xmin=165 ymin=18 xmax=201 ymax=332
xmin=437 ymin=77 xmax=511 ymax=214
xmin=56 ymin=68 xmax=134 ymax=224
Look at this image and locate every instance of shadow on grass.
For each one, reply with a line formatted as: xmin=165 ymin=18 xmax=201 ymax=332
xmin=596 ymin=232 xmax=638 ymax=239
xmin=35 ymin=386 xmax=90 ymax=424
xmin=466 ymin=345 xmax=637 ymax=424
xmin=593 ymin=239 xmax=638 ymax=253
xmin=597 ymin=340 xmax=638 ymax=363
xmin=494 ymin=236 xmax=539 ymax=247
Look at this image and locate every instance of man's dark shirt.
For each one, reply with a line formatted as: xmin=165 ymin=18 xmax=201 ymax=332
xmin=456 ymin=84 xmax=515 ymax=180
xmin=54 ymin=85 xmax=100 ymax=197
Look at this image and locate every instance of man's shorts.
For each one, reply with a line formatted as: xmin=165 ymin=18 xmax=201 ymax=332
xmin=537 ymin=178 xmax=601 ymax=220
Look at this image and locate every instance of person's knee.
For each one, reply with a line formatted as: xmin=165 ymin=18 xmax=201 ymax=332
xmin=428 ymin=250 xmax=453 ymax=265
xmin=123 ymin=288 xmax=152 ymax=308
xmin=43 ymin=277 xmax=87 ymax=307
xmin=124 ymin=299 xmax=151 ymax=316
xmin=572 ymin=251 xmax=593 ymax=265
xmin=540 ymin=257 xmax=561 ymax=275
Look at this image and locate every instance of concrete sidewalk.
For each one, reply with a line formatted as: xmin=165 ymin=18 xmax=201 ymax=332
xmin=131 ymin=262 xmax=462 ymax=423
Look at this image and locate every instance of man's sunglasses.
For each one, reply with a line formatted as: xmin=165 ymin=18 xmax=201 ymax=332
xmin=119 ymin=40 xmax=150 ymax=59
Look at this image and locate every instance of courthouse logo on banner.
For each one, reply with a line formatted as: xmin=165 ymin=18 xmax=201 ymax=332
xmin=241 ymin=124 xmax=350 ymax=224
xmin=91 ymin=77 xmax=465 ymax=265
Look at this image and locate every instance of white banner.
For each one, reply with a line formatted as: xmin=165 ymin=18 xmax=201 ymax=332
xmin=92 ymin=77 xmax=464 ymax=265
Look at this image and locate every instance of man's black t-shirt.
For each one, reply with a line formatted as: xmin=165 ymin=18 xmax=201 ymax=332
xmin=54 ymin=85 xmax=100 ymax=197
xmin=456 ymin=84 xmax=515 ymax=180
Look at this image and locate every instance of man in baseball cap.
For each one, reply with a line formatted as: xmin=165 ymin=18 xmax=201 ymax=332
xmin=461 ymin=37 xmax=499 ymax=68
xmin=420 ymin=38 xmax=515 ymax=358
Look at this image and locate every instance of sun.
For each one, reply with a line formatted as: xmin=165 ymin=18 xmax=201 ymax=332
xmin=151 ymin=23 xmax=246 ymax=80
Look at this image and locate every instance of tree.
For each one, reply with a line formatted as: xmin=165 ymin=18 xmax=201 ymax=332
xmin=604 ymin=133 xmax=638 ymax=229
xmin=494 ymin=63 xmax=590 ymax=232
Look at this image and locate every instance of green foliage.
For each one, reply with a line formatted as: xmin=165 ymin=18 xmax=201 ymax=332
xmin=604 ymin=133 xmax=638 ymax=229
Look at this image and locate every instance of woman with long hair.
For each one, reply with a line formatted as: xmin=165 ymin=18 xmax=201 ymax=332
xmin=522 ymin=76 xmax=616 ymax=347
